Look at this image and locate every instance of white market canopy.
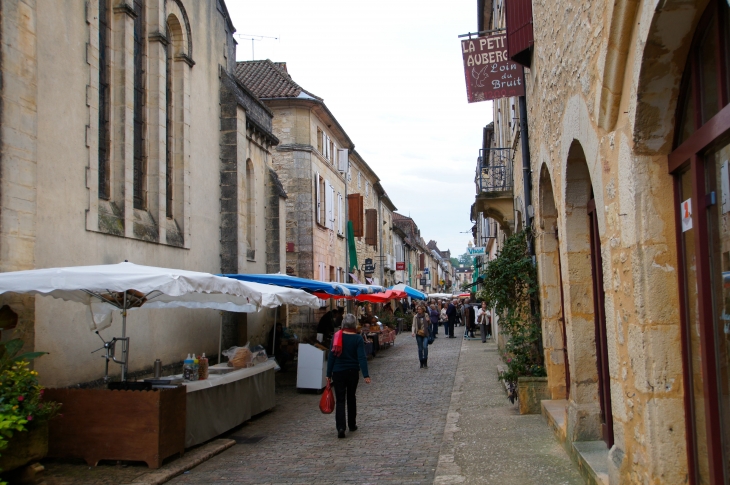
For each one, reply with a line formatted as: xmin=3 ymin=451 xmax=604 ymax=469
xmin=0 ymin=262 xmax=320 ymax=331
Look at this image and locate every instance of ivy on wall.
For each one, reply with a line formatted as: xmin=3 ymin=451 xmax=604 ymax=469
xmin=476 ymin=230 xmax=545 ymax=384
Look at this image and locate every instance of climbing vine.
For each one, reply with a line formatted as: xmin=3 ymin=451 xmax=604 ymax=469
xmin=476 ymin=230 xmax=545 ymax=385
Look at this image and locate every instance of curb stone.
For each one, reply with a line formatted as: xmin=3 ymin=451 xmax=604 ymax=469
xmin=120 ymin=439 xmax=235 ymax=485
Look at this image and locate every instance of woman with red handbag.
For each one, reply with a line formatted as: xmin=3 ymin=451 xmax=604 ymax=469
xmin=326 ymin=314 xmax=371 ymax=438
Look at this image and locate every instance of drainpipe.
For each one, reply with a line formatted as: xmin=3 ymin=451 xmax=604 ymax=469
xmin=518 ymin=89 xmax=533 ymax=257
xmin=379 ymin=197 xmax=384 ymax=286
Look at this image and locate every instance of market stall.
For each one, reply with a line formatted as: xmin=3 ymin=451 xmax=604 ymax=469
xmin=0 ymin=262 xmax=320 ymax=468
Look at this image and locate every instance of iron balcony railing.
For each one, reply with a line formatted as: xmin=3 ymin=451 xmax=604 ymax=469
xmin=477 ymin=148 xmax=513 ymax=193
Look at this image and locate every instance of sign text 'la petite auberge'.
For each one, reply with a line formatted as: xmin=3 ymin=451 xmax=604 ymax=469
xmin=461 ymin=34 xmax=525 ymax=103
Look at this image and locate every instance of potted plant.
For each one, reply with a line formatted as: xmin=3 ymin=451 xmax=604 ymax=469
xmin=476 ymin=231 xmax=548 ymax=414
xmin=0 ymin=339 xmax=61 ymax=480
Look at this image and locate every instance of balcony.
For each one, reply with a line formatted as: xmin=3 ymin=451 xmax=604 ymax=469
xmin=473 ymin=148 xmax=515 ymax=233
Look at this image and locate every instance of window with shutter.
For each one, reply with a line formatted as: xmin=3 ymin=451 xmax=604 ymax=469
xmin=326 ymin=182 xmax=335 ymax=230
xmin=347 ymin=194 xmax=364 ymax=237
xmin=315 ymin=172 xmax=321 ymax=224
xmin=419 ymin=253 xmax=425 ymax=270
xmin=365 ymin=209 xmax=378 ymax=247
xmin=317 ymin=128 xmax=323 ymax=153
xmin=337 ymin=193 xmax=344 ymax=234
xmin=505 ymin=0 xmax=534 ymax=67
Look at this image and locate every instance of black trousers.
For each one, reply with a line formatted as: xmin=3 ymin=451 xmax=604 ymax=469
xmin=332 ymin=369 xmax=359 ymax=431
xmin=447 ymin=316 xmax=455 ymax=337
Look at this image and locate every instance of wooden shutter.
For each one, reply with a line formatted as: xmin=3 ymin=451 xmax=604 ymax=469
xmin=338 ymin=193 xmax=344 ymax=234
xmin=347 ymin=193 xmax=363 ymax=237
xmin=505 ymin=0 xmax=534 ymax=67
xmin=315 ymin=172 xmax=321 ymax=224
xmin=419 ymin=253 xmax=425 ymax=270
xmin=365 ymin=209 xmax=378 ymax=246
xmin=326 ymin=182 xmax=334 ymax=230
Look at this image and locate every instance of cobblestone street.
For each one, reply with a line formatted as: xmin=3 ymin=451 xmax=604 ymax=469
xmin=169 ymin=327 xmax=462 ymax=485
xmin=40 ymin=326 xmax=582 ymax=485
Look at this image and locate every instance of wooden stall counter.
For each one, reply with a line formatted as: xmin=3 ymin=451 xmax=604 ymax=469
xmin=44 ymin=386 xmax=185 ymax=469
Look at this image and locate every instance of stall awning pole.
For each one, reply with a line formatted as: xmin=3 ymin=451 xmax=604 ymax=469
xmin=218 ymin=318 xmax=223 ymax=366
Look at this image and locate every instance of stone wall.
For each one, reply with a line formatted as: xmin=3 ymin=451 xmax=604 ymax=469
xmin=522 ymin=0 xmax=694 ymax=482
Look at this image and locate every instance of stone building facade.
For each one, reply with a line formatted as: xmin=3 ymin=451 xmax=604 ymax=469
xmin=473 ymin=0 xmax=730 ymax=483
xmin=234 ymin=60 xmax=351 ymax=331
xmin=0 ymin=0 xmax=284 ymax=387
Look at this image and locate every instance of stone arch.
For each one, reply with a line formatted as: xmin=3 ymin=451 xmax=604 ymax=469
xmin=166 ymin=0 xmax=193 ymax=61
xmin=536 ymin=163 xmax=568 ymax=400
xmin=632 ymin=0 xmax=710 ymax=155
xmin=562 ymin=140 xmax=606 ymax=443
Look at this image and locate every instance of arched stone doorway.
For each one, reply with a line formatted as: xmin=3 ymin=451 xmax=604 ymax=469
xmin=563 ymin=141 xmax=613 ymax=447
xmin=536 ymin=164 xmax=569 ymax=400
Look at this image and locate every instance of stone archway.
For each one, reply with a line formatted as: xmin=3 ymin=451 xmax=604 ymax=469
xmin=536 ymin=163 xmax=568 ymax=401
xmin=562 ymin=140 xmax=609 ymax=445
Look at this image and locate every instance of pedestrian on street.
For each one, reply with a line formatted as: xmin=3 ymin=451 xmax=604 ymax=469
xmin=465 ymin=299 xmax=476 ymax=338
xmin=411 ymin=304 xmax=431 ymax=368
xmin=477 ymin=301 xmax=491 ymax=342
xmin=326 ymin=313 xmax=371 ymax=439
xmin=439 ymin=302 xmax=448 ymax=335
xmin=428 ymin=303 xmax=440 ymax=338
xmin=446 ymin=299 xmax=457 ymax=338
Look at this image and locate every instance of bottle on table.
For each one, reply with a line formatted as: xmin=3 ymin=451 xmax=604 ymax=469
xmin=198 ymin=353 xmax=209 ymax=380
xmin=192 ymin=353 xmax=200 ymax=381
xmin=183 ymin=354 xmax=195 ymax=381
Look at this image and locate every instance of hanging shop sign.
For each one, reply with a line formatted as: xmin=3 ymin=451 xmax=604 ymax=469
xmin=461 ymin=33 xmax=525 ymax=103
xmin=363 ymin=258 xmax=375 ymax=274
xmin=467 ymin=246 xmax=486 ymax=256
xmin=396 ymin=262 xmax=406 ymax=271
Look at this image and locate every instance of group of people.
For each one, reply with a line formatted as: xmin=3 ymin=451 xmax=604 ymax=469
xmin=323 ymin=299 xmax=494 ymax=439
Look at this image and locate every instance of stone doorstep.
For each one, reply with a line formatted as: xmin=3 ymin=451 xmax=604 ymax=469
xmin=541 ymin=400 xmax=609 ymax=485
xmin=120 ymin=439 xmax=236 ymax=485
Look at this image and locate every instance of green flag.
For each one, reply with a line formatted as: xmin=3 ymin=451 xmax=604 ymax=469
xmin=347 ymin=221 xmax=359 ymax=272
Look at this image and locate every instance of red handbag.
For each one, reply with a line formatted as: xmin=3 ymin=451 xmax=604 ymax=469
xmin=319 ymin=380 xmax=335 ymax=414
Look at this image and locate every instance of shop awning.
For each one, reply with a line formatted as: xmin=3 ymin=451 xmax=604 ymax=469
xmin=221 ymin=273 xmax=351 ymax=297
xmin=390 ymin=284 xmax=427 ymax=301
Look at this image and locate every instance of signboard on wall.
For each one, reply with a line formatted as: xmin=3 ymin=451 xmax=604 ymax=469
xmin=396 ymin=262 xmax=405 ymax=271
xmin=461 ymin=33 xmax=525 ymax=103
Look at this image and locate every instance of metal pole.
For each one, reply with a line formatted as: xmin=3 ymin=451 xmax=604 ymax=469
xmin=121 ymin=290 xmax=127 ymax=382
xmin=218 ymin=319 xmax=222 ymax=366
xmin=271 ymin=308 xmax=278 ymax=358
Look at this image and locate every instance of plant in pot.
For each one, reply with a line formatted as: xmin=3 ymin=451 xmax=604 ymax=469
xmin=0 ymin=339 xmax=61 ymax=482
xmin=476 ymin=230 xmax=546 ymax=403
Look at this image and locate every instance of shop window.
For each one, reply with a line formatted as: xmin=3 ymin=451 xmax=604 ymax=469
xmin=671 ymin=2 xmax=730 ymax=482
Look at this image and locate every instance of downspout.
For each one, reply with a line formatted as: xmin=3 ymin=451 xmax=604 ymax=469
xmin=379 ymin=197 xmax=384 ymax=286
xmin=518 ymin=87 xmax=533 ymax=256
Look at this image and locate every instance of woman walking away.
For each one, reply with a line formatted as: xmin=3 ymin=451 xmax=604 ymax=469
xmin=327 ymin=314 xmax=371 ymax=439
xmin=412 ymin=305 xmax=431 ymax=368
xmin=439 ymin=302 xmax=448 ymax=336
xmin=477 ymin=302 xmax=491 ymax=343
xmin=429 ymin=303 xmax=440 ymax=338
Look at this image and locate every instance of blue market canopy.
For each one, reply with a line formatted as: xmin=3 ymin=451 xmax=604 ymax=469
xmin=221 ymin=273 xmax=351 ymax=297
xmin=341 ymin=283 xmax=386 ymax=295
xmin=390 ymin=284 xmax=428 ymax=301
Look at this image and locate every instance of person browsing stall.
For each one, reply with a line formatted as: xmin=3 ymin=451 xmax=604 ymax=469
xmin=412 ymin=304 xmax=431 ymax=368
xmin=326 ymin=314 xmax=371 ymax=439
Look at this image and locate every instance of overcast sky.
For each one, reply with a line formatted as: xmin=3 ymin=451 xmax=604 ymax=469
xmin=226 ymin=0 xmax=493 ymax=259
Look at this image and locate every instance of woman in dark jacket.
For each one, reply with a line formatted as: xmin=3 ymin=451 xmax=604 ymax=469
xmin=411 ymin=304 xmax=431 ymax=368
xmin=326 ymin=313 xmax=371 ymax=439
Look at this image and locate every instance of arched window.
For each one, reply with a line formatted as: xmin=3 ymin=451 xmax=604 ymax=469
xmin=246 ymin=160 xmax=255 ymax=259
xmin=132 ymin=0 xmax=147 ymax=210
xmin=671 ymin=2 xmax=730 ymax=483
xmin=166 ymin=15 xmax=183 ymax=219
xmin=98 ymin=0 xmax=111 ymax=200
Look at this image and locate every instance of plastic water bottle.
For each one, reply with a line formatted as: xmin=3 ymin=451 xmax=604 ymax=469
xmin=183 ymin=354 xmax=195 ymax=381
xmin=192 ymin=353 xmax=200 ymax=381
